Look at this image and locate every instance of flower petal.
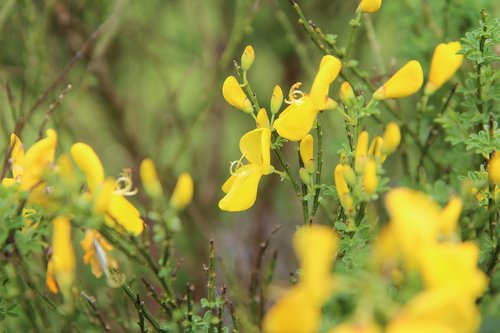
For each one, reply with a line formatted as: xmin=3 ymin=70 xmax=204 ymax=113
xmin=218 ymin=164 xmax=263 ymax=212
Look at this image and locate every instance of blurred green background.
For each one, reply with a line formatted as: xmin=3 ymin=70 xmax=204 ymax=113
xmin=0 ymin=0 xmax=498 ymax=302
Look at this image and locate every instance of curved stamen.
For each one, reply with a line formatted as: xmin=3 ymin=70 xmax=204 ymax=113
xmin=285 ymin=82 xmax=305 ymax=105
xmin=229 ymin=153 xmax=247 ymax=176
xmin=114 ymin=168 xmax=138 ymax=196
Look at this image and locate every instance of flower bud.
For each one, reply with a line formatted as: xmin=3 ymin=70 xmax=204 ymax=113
xmin=170 ymin=172 xmax=194 ymax=210
xmin=271 ymin=85 xmax=283 ymax=114
xmin=363 ymin=159 xmax=378 ymax=194
xmin=50 ymin=216 xmax=76 ymax=309
xmin=140 ymin=159 xmax=163 ymax=199
xmin=335 ymin=164 xmax=354 ymax=214
xmin=358 ymin=0 xmax=382 ymax=13
xmin=299 ymin=167 xmax=311 ymax=185
xmin=368 ymin=136 xmax=384 ymax=158
xmin=489 ymin=153 xmax=500 ymax=185
xmin=324 ymin=98 xmax=338 ymax=110
xmin=355 ymin=131 xmax=369 ymax=173
xmin=300 ymin=134 xmax=314 ymax=174
xmin=424 ymin=42 xmax=463 ymax=95
xmin=241 ymin=45 xmax=255 ymax=71
xmin=382 ymin=122 xmax=401 ymax=155
xmin=339 ymin=82 xmax=355 ymax=108
xmin=256 ymin=108 xmax=270 ymax=128
xmin=373 ymin=60 xmax=423 ymax=100
xmin=222 ymin=76 xmax=254 ymax=113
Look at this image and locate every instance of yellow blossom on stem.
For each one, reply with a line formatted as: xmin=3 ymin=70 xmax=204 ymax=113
xmin=271 ymin=85 xmax=283 ymax=114
xmin=382 ymin=122 xmax=401 ymax=155
xmin=334 ymin=164 xmax=354 ymax=214
xmin=355 ymin=131 xmax=369 ymax=173
xmin=358 ymin=0 xmax=382 ymax=14
xmin=47 ymin=216 xmax=75 ymax=307
xmin=368 ymin=136 xmax=384 ymax=159
xmin=488 ymin=152 xmax=500 ymax=185
xmin=170 ymin=172 xmax=194 ymax=210
xmin=70 ymin=143 xmax=144 ymax=236
xmin=424 ymin=42 xmax=464 ymax=95
xmin=274 ymin=55 xmax=341 ymax=141
xmin=140 ymin=158 xmax=163 ymax=199
xmin=363 ymin=158 xmax=378 ymax=194
xmin=339 ymin=81 xmax=355 ymax=107
xmin=300 ymin=134 xmax=314 ymax=173
xmin=373 ymin=60 xmax=423 ymax=100
xmin=219 ymin=127 xmax=272 ymax=211
xmin=241 ymin=45 xmax=255 ymax=71
xmin=222 ymin=76 xmax=253 ymax=113
xmin=263 ymin=225 xmax=337 ymax=333
xmin=256 ymin=108 xmax=270 ymax=128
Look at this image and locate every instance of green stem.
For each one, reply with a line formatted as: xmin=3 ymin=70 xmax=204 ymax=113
xmin=312 ymin=119 xmax=323 ymax=216
xmin=297 ymin=143 xmax=309 ymax=224
xmin=289 ymin=0 xmax=330 ymax=55
xmin=122 ymin=283 xmax=164 ymax=333
xmin=344 ymin=11 xmax=363 ymax=61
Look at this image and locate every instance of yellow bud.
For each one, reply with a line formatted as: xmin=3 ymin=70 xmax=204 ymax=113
xmin=300 ymin=134 xmax=314 ymax=173
xmin=489 ymin=153 xmax=500 ymax=185
xmin=324 ymin=98 xmax=338 ymax=110
xmin=363 ymin=159 xmax=378 ymax=194
xmin=299 ymin=167 xmax=311 ymax=185
xmin=382 ymin=122 xmax=401 ymax=155
xmin=170 ymin=172 xmax=194 ymax=210
xmin=355 ymin=131 xmax=369 ymax=173
xmin=222 ymin=76 xmax=253 ymax=113
xmin=140 ymin=158 xmax=163 ymax=199
xmin=424 ymin=42 xmax=464 ymax=95
xmin=256 ymin=108 xmax=270 ymax=128
xmin=70 ymin=143 xmax=104 ymax=192
xmin=368 ymin=136 xmax=384 ymax=158
xmin=334 ymin=164 xmax=349 ymax=198
xmin=373 ymin=60 xmax=423 ymax=100
xmin=342 ymin=165 xmax=356 ymax=186
xmin=241 ymin=45 xmax=255 ymax=71
xmin=271 ymin=85 xmax=283 ymax=114
xmin=440 ymin=196 xmax=463 ymax=236
xmin=339 ymin=82 xmax=355 ymax=107
xmin=50 ymin=216 xmax=75 ymax=306
xmin=358 ymin=0 xmax=382 ymax=13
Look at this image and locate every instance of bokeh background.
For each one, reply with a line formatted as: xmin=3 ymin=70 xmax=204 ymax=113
xmin=0 ymin=0 xmax=498 ymax=307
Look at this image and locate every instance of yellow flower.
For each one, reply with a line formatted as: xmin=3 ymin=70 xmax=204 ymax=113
xmin=274 ymin=55 xmax=341 ymax=141
xmin=219 ymin=128 xmax=272 ymax=211
xmin=46 ymin=216 xmax=75 ymax=303
xmin=339 ymin=81 xmax=355 ymax=107
xmin=358 ymin=0 xmax=382 ymax=14
xmin=170 ymin=172 xmax=194 ymax=210
xmin=70 ymin=143 xmax=144 ymax=236
xmin=140 ymin=158 xmax=163 ymax=199
xmin=300 ymin=134 xmax=314 ymax=173
xmin=368 ymin=136 xmax=384 ymax=159
xmin=334 ymin=164 xmax=354 ymax=214
xmin=263 ymin=225 xmax=338 ymax=333
xmin=81 ymin=230 xmax=117 ymax=278
xmin=263 ymin=285 xmax=321 ymax=333
xmin=418 ymin=242 xmax=487 ymax=299
xmin=222 ymin=76 xmax=253 ymax=113
xmin=373 ymin=60 xmax=423 ymax=100
xmin=355 ymin=131 xmax=369 ymax=173
xmin=328 ymin=322 xmax=381 ymax=333
xmin=387 ymin=316 xmax=454 ymax=333
xmin=488 ymin=152 xmax=500 ymax=185
xmin=396 ymin=288 xmax=482 ymax=333
xmin=256 ymin=108 xmax=270 ymax=128
xmin=382 ymin=122 xmax=401 ymax=155
xmin=424 ymin=42 xmax=463 ymax=95
xmin=241 ymin=45 xmax=255 ymax=71
xmin=270 ymin=85 xmax=284 ymax=114
xmin=363 ymin=158 xmax=378 ymax=194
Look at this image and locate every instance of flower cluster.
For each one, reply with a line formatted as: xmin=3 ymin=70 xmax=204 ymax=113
xmin=2 ymin=130 xmax=193 ymax=310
